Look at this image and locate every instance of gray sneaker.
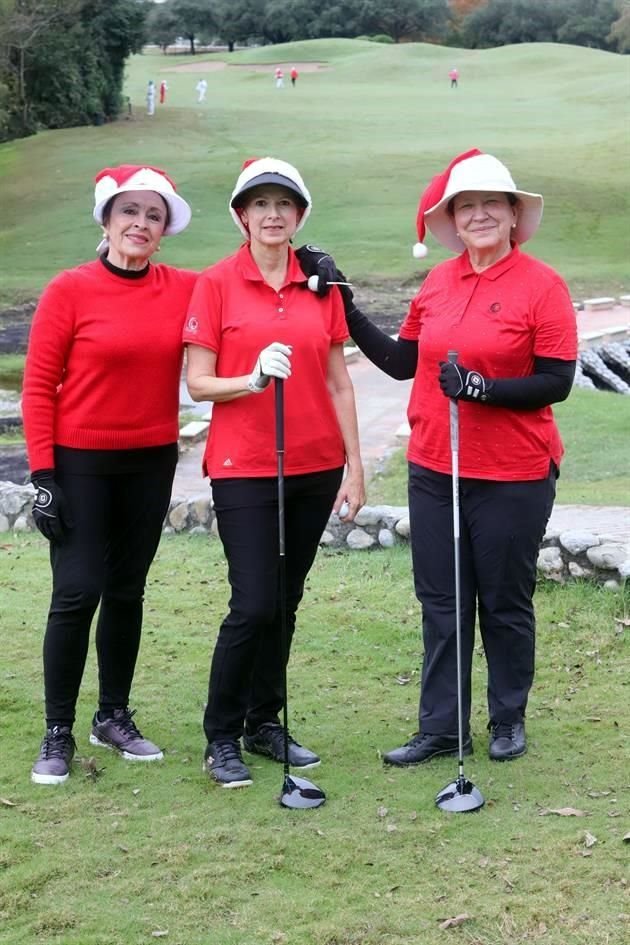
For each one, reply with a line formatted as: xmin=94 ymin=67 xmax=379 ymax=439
xmin=243 ymin=723 xmax=320 ymax=769
xmin=31 ymin=726 xmax=76 ymax=785
xmin=89 ymin=708 xmax=163 ymax=761
xmin=204 ymin=739 xmax=253 ymax=788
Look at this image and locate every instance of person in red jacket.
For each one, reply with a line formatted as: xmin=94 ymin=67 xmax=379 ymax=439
xmin=184 ymin=157 xmax=365 ymax=788
xmin=23 ymin=165 xmax=197 ymax=785
xmin=297 ymin=149 xmax=577 ymax=766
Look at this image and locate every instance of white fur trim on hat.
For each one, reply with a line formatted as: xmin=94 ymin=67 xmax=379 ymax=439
xmin=229 ymin=157 xmax=312 ymax=238
xmin=424 ymin=153 xmax=543 ymax=253
xmin=93 ymin=166 xmax=191 ymax=236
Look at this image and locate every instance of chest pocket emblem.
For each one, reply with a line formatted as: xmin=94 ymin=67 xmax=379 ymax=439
xmin=490 ymin=302 xmax=501 ymax=314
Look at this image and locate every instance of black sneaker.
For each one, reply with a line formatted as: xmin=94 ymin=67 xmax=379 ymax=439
xmin=383 ymin=731 xmax=472 ymax=766
xmin=243 ymin=723 xmax=320 ymax=769
xmin=204 ymin=739 xmax=253 ymax=788
xmin=89 ymin=708 xmax=163 ymax=761
xmin=489 ymin=721 xmax=526 ymax=761
xmin=31 ymin=726 xmax=76 ymax=785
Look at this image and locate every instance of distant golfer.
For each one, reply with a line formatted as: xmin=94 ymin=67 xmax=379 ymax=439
xmin=275 ymin=67 xmax=284 ymax=89
xmin=146 ymin=80 xmax=156 ymax=115
xmin=290 ymin=66 xmax=299 ymax=87
xmin=297 ymin=149 xmax=577 ymax=766
xmin=183 ymin=157 xmax=365 ymax=788
xmin=196 ymin=78 xmax=207 ymax=103
xmin=449 ymin=67 xmax=459 ymax=88
xmin=159 ymin=79 xmax=168 ymax=104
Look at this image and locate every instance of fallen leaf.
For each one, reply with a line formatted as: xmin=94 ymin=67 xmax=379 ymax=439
xmin=132 ymin=788 xmax=141 ymax=796
xmin=584 ymin=832 xmax=598 ymax=848
xmin=395 ymin=675 xmax=411 ymax=685
xmin=539 ymin=807 xmax=587 ymax=817
xmin=587 ymin=790 xmax=611 ymax=798
xmin=585 ymin=717 xmax=602 ymax=722
xmin=623 ymin=832 xmax=630 ymax=843
xmin=386 ymin=823 xmax=397 ymax=833
xmin=377 ymin=806 xmax=388 ymax=817
xmin=439 ymin=913 xmax=471 ymax=930
xmin=0 ymin=798 xmax=16 ymax=807
xmin=151 ymin=932 xmax=168 ymax=939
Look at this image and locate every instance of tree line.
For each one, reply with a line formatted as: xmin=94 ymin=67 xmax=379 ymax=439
xmin=1 ymin=0 xmax=628 ymax=143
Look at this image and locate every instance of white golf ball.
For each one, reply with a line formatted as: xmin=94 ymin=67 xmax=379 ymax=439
xmin=307 ymin=274 xmax=320 ymax=292
xmin=338 ymin=501 xmax=349 ymax=518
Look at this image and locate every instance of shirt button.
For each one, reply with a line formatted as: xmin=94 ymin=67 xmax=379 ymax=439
xmin=279 ymin=293 xmax=284 ymax=299
xmin=278 ymin=307 xmax=284 ymax=313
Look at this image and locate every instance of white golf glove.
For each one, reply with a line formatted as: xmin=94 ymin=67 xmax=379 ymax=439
xmin=247 ymin=342 xmax=292 ymax=393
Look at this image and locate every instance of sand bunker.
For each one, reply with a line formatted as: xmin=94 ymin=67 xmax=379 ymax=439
xmin=164 ymin=60 xmax=328 ymax=74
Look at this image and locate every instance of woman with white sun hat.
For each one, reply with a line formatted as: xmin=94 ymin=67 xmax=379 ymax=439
xmin=23 ymin=164 xmax=197 ymax=785
xmin=298 ymin=148 xmax=577 ymax=766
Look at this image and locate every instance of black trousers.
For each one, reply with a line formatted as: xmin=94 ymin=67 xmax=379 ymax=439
xmin=43 ymin=454 xmax=176 ymax=727
xmin=204 ymin=468 xmax=342 ymax=743
xmin=408 ymin=462 xmax=557 ymax=735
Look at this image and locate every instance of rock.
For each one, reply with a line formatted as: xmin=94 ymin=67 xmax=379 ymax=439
xmin=346 ymin=528 xmax=375 ymax=550
xmin=0 ymin=482 xmax=32 ymax=517
xmin=353 ymin=506 xmax=382 ymax=527
xmin=395 ymin=516 xmax=410 ymax=537
xmin=13 ymin=513 xmax=31 ymax=531
xmin=543 ymin=527 xmax=561 ymax=544
xmin=568 ymin=561 xmax=593 ymax=579
xmin=0 ymin=513 xmax=9 ymax=532
xmin=586 ymin=543 xmax=627 ymax=570
xmin=537 ymin=546 xmax=565 ymax=581
xmin=559 ymin=530 xmax=599 ymax=555
xmin=319 ymin=529 xmax=335 ymax=547
xmin=618 ymin=559 xmax=630 ymax=581
xmin=603 ymin=579 xmax=621 ymax=591
xmin=378 ymin=528 xmax=395 ymax=548
xmin=168 ymin=502 xmax=189 ymax=531
xmin=189 ymin=525 xmax=208 ymax=536
xmin=188 ymin=496 xmax=211 ymax=526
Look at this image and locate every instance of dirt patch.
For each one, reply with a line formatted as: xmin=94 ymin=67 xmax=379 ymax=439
xmin=164 ymin=60 xmax=329 ymax=74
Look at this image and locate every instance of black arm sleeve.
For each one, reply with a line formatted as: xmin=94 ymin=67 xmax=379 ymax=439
xmin=346 ymin=305 xmax=417 ymax=380
xmin=488 ymin=357 xmax=576 ymax=409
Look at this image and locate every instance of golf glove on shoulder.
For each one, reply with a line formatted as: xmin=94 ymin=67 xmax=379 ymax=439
xmin=247 ymin=342 xmax=292 ymax=393
xmin=31 ymin=470 xmax=73 ymax=543
xmin=295 ymin=244 xmax=338 ymax=298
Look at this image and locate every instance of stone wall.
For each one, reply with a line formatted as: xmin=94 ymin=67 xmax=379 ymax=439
xmin=2 ymin=481 xmax=628 ymax=588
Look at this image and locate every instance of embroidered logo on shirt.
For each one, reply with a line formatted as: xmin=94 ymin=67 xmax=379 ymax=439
xmin=223 ymin=458 xmax=233 ymax=467
xmin=186 ymin=316 xmax=199 ymax=333
xmin=490 ymin=302 xmax=501 ymax=313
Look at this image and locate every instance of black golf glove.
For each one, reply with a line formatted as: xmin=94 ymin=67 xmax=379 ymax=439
xmin=439 ymin=361 xmax=492 ymax=402
xmin=31 ymin=470 xmax=73 ymax=543
xmin=295 ymin=244 xmax=338 ymax=297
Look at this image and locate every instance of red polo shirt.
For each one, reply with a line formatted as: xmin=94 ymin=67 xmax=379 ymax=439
xmin=183 ymin=244 xmax=348 ymax=478
xmin=399 ymin=245 xmax=577 ymax=480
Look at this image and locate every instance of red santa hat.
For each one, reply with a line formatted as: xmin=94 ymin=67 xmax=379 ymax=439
xmin=93 ymin=165 xmax=192 ymax=235
xmin=229 ymin=157 xmax=312 ymax=238
xmin=413 ymin=149 xmax=543 ymax=257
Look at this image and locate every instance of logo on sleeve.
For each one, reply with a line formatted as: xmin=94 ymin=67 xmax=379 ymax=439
xmin=185 ymin=316 xmax=199 ymax=333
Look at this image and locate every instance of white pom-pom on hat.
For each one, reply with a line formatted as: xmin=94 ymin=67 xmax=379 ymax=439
xmin=412 ymin=243 xmax=428 ymax=259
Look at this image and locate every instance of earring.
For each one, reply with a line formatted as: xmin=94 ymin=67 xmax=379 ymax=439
xmin=511 ymin=223 xmax=516 ymax=228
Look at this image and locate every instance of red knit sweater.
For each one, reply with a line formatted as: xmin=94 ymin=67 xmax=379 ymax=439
xmin=22 ymin=259 xmax=197 ymax=471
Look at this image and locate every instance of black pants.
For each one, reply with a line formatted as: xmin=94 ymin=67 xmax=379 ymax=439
xmin=408 ymin=462 xmax=556 ymax=735
xmin=43 ymin=454 xmax=176 ymax=727
xmin=204 ymin=468 xmax=342 ymax=743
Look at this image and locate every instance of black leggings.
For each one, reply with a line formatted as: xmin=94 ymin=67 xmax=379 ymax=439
xmin=43 ymin=456 xmax=176 ymax=727
xmin=408 ymin=462 xmax=557 ymax=734
xmin=204 ymin=468 xmax=343 ymax=743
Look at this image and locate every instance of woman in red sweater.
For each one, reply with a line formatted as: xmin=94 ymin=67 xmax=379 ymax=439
xmin=22 ymin=165 xmax=197 ymax=785
xmin=184 ymin=157 xmax=365 ymax=788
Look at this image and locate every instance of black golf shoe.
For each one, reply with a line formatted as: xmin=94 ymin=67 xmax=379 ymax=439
xmin=243 ymin=723 xmax=320 ymax=769
xmin=204 ymin=739 xmax=252 ymax=787
xmin=383 ymin=732 xmax=472 ymax=766
xmin=488 ymin=721 xmax=526 ymax=761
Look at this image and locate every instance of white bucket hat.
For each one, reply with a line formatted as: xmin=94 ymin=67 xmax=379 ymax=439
xmin=413 ymin=149 xmax=544 ymax=256
xmin=93 ymin=165 xmax=192 ymax=235
xmin=229 ymin=157 xmax=312 ymax=238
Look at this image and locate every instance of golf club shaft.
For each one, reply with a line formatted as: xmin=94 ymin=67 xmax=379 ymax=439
xmin=274 ymin=379 xmax=290 ymax=777
xmin=447 ymin=350 xmax=466 ymax=782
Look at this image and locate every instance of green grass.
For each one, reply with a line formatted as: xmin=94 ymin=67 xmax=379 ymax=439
xmin=0 ymin=40 xmax=629 ymax=302
xmin=368 ymin=387 xmax=630 ymax=507
xmin=0 ymin=353 xmax=25 ymax=391
xmin=0 ymin=534 xmax=628 ymax=945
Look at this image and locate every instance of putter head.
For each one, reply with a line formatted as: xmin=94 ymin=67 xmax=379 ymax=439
xmin=436 ymin=777 xmax=484 ymax=813
xmin=280 ymin=774 xmax=326 ymax=810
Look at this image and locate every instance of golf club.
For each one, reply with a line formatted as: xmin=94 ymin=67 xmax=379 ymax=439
xmin=307 ymin=275 xmax=353 ymax=293
xmin=275 ymin=378 xmax=326 ymax=810
xmin=435 ymin=350 xmax=485 ymax=814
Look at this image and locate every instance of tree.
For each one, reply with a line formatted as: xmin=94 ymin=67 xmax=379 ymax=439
xmin=556 ymin=0 xmax=619 ymax=49
xmin=461 ymin=0 xmax=565 ymax=47
xmin=608 ymin=0 xmax=630 ymax=51
xmin=214 ymin=0 xmax=266 ymax=52
xmin=146 ymin=0 xmax=180 ymax=51
xmin=170 ymin=0 xmax=215 ymax=54
xmin=361 ymin=0 xmax=450 ymax=43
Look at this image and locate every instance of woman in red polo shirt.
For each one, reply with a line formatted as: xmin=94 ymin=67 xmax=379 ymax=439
xmin=23 ymin=165 xmax=197 ymax=785
xmin=298 ymin=149 xmax=577 ymax=765
xmin=184 ymin=157 xmax=365 ymax=788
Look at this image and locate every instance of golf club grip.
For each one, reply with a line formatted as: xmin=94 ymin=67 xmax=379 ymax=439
xmin=447 ymin=350 xmax=459 ymax=454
